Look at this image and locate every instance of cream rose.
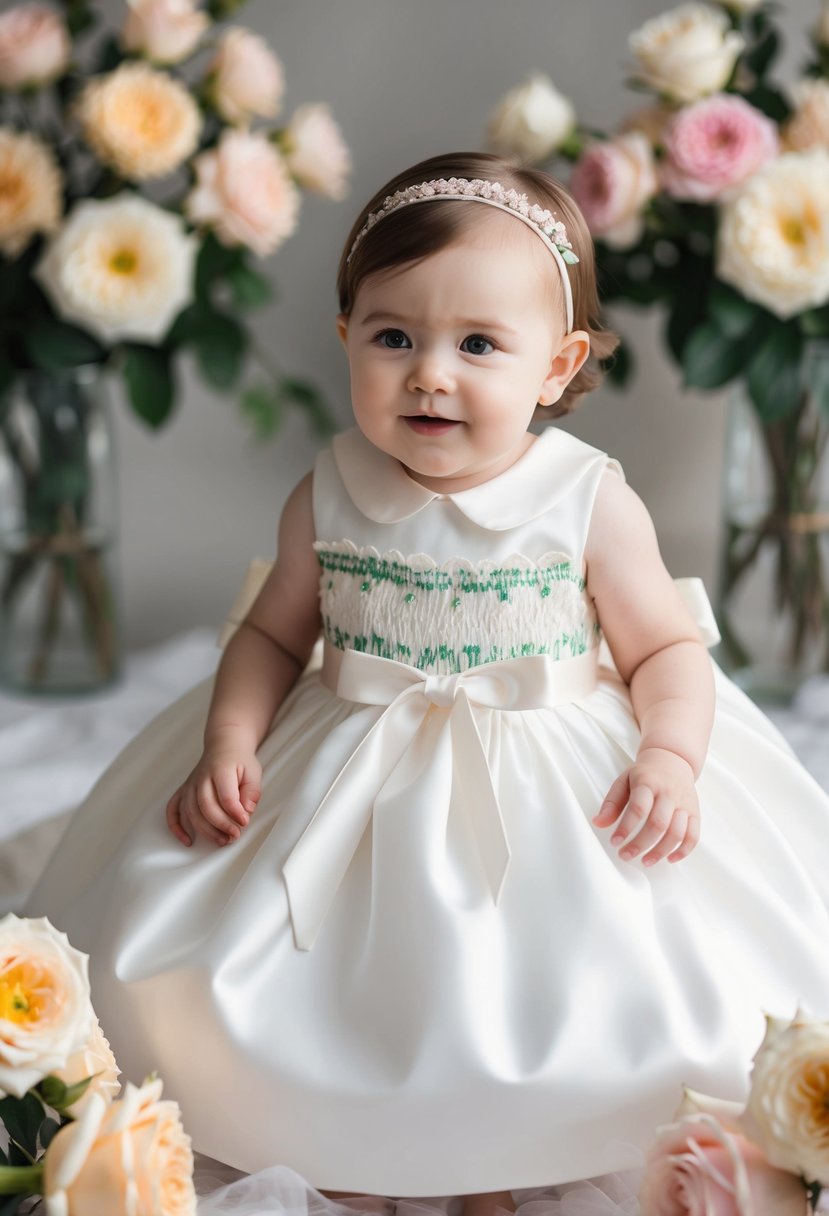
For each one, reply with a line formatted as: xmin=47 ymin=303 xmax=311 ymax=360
xmin=0 ymin=915 xmax=93 ymax=1099
xmin=0 ymin=3 xmax=70 ymax=91
xmin=784 ymin=79 xmax=829 ymax=153
xmin=716 ymin=150 xmax=829 ymax=318
xmin=739 ymin=1007 xmax=829 ymax=1185
xmin=0 ymin=128 xmax=63 ymax=259
xmin=282 ymin=104 xmax=351 ymax=199
xmin=35 ymin=193 xmax=197 ymax=343
xmin=629 ymin=4 xmax=745 ymax=104
xmin=816 ymin=1 xmax=829 ymax=48
xmin=208 ymin=27 xmax=284 ymax=124
xmin=121 ymin=0 xmax=209 ymax=65
xmin=52 ymin=1015 xmax=121 ymax=1117
xmin=76 ymin=61 xmax=201 ymax=181
xmin=487 ymin=73 xmax=576 ymax=163
xmin=185 ymin=128 xmax=300 ymax=257
xmin=640 ymin=1110 xmax=810 ymax=1215
xmin=42 ymin=1078 xmax=196 ymax=1216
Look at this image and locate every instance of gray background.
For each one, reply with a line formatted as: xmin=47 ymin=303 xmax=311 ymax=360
xmin=102 ymin=0 xmax=817 ymax=645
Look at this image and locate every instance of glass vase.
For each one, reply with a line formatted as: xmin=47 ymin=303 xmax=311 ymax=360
xmin=0 ymin=364 xmax=122 ymax=695
xmin=714 ymin=345 xmax=829 ymax=704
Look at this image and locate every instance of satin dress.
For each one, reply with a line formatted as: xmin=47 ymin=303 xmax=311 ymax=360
xmin=25 ymin=425 xmax=829 ymax=1197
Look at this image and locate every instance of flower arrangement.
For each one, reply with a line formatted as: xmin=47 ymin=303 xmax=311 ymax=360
xmin=488 ymin=0 xmax=829 ymax=695
xmin=0 ymin=913 xmax=196 ymax=1214
xmin=0 ymin=0 xmax=351 ymax=694
xmin=638 ymin=1007 xmax=829 ymax=1214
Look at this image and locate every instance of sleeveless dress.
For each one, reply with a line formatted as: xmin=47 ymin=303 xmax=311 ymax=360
xmin=24 ymin=425 xmax=829 ymax=1200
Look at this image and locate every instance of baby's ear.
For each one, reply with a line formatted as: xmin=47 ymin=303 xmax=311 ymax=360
xmin=538 ymin=330 xmax=591 ymax=406
xmin=336 ymin=314 xmax=349 ymax=349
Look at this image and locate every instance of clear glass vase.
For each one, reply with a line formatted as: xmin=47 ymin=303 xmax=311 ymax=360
xmin=0 ymin=364 xmax=122 ymax=695
xmin=714 ymin=345 xmax=829 ymax=704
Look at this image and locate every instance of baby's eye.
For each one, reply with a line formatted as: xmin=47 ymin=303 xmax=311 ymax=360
xmin=461 ymin=334 xmax=495 ymax=356
xmin=375 ymin=329 xmax=411 ymax=349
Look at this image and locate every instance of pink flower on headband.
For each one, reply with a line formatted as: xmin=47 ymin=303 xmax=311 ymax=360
xmin=570 ymin=132 xmax=658 ymax=250
xmin=661 ymin=94 xmax=779 ymax=203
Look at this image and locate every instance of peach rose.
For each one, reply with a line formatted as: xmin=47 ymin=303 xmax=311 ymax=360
xmin=569 ymin=131 xmax=658 ymax=248
xmin=0 ymin=915 xmax=93 ymax=1099
xmin=121 ymin=0 xmax=209 ymax=65
xmin=0 ymin=3 xmax=70 ymax=90
xmin=208 ymin=27 xmax=284 ymax=124
xmin=784 ymin=80 xmax=829 ymax=153
xmin=51 ymin=1015 xmax=121 ymax=1117
xmin=816 ymin=2 xmax=829 ymax=48
xmin=282 ymin=103 xmax=351 ymax=199
xmin=185 ymin=128 xmax=300 ymax=257
xmin=75 ymin=61 xmax=201 ymax=181
xmin=0 ymin=127 xmax=63 ymax=258
xmin=740 ymin=1007 xmax=829 ymax=1186
xmin=42 ymin=1078 xmax=196 ymax=1216
xmin=629 ymin=4 xmax=745 ymax=104
xmin=487 ymin=73 xmax=576 ymax=163
xmin=640 ymin=1110 xmax=809 ymax=1215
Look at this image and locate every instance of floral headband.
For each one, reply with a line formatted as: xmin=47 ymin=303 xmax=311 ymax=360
xmin=346 ymin=176 xmax=580 ymax=333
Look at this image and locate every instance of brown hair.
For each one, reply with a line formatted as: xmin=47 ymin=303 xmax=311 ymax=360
xmin=336 ymin=151 xmax=619 ymax=418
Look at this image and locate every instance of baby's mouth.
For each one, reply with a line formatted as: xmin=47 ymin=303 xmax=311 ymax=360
xmin=403 ymin=415 xmax=461 ymax=434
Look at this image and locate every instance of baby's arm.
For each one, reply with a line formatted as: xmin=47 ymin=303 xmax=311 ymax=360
xmin=584 ymin=470 xmax=716 ymax=867
xmin=166 ymin=472 xmax=321 ymax=848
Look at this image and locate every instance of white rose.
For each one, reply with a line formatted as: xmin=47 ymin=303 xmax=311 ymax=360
xmin=52 ymin=1015 xmax=121 ymax=1117
xmin=208 ymin=27 xmax=284 ymax=125
xmin=739 ymin=1006 xmax=829 ymax=1185
xmin=716 ymin=150 xmax=829 ymax=319
xmin=121 ymin=0 xmax=209 ymax=65
xmin=0 ymin=915 xmax=93 ymax=1099
xmin=0 ymin=3 xmax=70 ymax=91
xmin=487 ymin=73 xmax=576 ymax=163
xmin=35 ymin=193 xmax=197 ymax=343
xmin=716 ymin=0 xmax=763 ymax=11
xmin=629 ymin=3 xmax=745 ymax=104
xmin=282 ymin=104 xmax=351 ymax=200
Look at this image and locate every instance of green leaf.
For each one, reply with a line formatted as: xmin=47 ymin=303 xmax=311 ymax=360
xmin=195 ymin=234 xmax=243 ymax=300
xmin=194 ymin=312 xmax=247 ymax=389
xmin=93 ymin=33 xmax=124 ymax=73
xmin=36 ymin=1076 xmax=67 ymax=1110
xmin=600 ymin=340 xmax=632 ymax=389
xmin=39 ymin=1116 xmax=61 ymax=1150
xmin=227 ymin=263 xmax=272 ymax=310
xmin=743 ymin=24 xmax=779 ymax=79
xmin=0 ymin=354 xmax=14 ymax=401
xmin=241 ymin=384 xmax=282 ymax=437
xmin=806 ymin=347 xmax=829 ymax=423
xmin=24 ymin=322 xmax=106 ymax=370
xmin=0 ymin=1092 xmax=46 ymax=1160
xmin=707 ymin=282 xmax=761 ymax=340
xmin=278 ymin=377 xmax=335 ymax=436
xmin=664 ymin=258 xmax=711 ymax=363
xmin=800 ymin=308 xmax=829 ymax=338
xmin=121 ymin=344 xmax=175 ymax=427
xmin=0 ymin=1195 xmax=26 ymax=1216
xmin=681 ymin=321 xmax=750 ymax=390
xmin=746 ymin=322 xmax=804 ymax=422
xmin=740 ymin=84 xmax=790 ymax=123
xmin=163 ymin=303 xmax=202 ymax=349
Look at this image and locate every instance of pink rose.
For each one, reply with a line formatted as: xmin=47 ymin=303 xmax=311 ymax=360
xmin=208 ymin=27 xmax=284 ymax=125
xmin=0 ymin=3 xmax=70 ymax=90
xmin=661 ymin=94 xmax=779 ymax=202
xmin=640 ymin=1111 xmax=809 ymax=1215
xmin=282 ymin=104 xmax=351 ymax=200
xmin=121 ymin=0 xmax=209 ymax=66
xmin=185 ymin=128 xmax=300 ymax=257
xmin=569 ymin=131 xmax=658 ymax=249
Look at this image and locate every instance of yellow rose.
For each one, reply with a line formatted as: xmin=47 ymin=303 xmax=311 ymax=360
xmin=42 ymin=1078 xmax=196 ymax=1216
xmin=76 ymin=61 xmax=201 ymax=181
xmin=0 ymin=127 xmax=62 ymax=258
xmin=0 ymin=914 xmax=93 ymax=1099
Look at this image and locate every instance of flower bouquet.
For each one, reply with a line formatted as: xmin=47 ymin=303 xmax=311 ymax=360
xmin=0 ymin=0 xmax=351 ymax=694
xmin=488 ymin=0 xmax=829 ymax=700
xmin=0 ymin=913 xmax=196 ymax=1214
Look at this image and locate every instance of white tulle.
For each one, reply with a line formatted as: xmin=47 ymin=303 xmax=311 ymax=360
xmin=193 ymin=1152 xmax=645 ymax=1216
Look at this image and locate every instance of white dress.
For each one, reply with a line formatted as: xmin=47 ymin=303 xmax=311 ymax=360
xmin=25 ymin=425 xmax=829 ymax=1201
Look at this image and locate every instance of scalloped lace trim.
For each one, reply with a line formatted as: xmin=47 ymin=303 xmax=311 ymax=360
xmin=313 ymin=538 xmax=580 ymax=577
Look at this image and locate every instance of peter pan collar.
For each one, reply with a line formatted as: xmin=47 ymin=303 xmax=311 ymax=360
xmin=331 ymin=425 xmax=624 ymax=532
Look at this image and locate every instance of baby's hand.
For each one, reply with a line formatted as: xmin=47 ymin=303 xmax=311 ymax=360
xmin=165 ymin=748 xmax=262 ymax=848
xmin=592 ymin=747 xmax=700 ymax=867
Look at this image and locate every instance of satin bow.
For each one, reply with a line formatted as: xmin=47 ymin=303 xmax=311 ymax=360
xmin=281 ymin=645 xmax=600 ymax=951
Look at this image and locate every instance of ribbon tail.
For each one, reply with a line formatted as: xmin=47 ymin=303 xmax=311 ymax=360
xmin=282 ymin=692 xmax=426 ymax=951
xmin=451 ymin=691 xmax=511 ymax=905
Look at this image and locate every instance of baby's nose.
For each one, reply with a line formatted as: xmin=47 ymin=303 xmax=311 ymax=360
xmin=406 ymin=351 xmax=455 ymax=394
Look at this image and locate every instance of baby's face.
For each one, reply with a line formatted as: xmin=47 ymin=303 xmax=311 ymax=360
xmin=337 ymin=217 xmax=589 ymax=493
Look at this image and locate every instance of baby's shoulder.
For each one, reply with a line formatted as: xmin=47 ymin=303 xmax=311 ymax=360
xmin=584 ymin=467 xmax=659 ymax=577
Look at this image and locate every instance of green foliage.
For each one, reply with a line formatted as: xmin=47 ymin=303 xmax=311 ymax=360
xmin=241 ymin=384 xmax=282 ymax=438
xmin=601 ymin=340 xmax=632 ymax=389
xmin=227 ymin=264 xmax=272 ymax=310
xmin=24 ymin=322 xmax=106 ymax=372
xmin=806 ymin=346 xmax=829 ymax=422
xmin=279 ymin=378 xmax=336 ymax=436
xmin=681 ymin=321 xmax=753 ymax=390
xmin=122 ymin=345 xmax=175 ymax=427
xmin=0 ymin=1093 xmax=46 ymax=1161
xmin=746 ymin=321 xmax=804 ymax=422
xmin=195 ymin=311 xmax=248 ymax=389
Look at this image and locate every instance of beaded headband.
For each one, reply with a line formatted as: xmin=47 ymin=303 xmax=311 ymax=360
xmin=346 ymin=176 xmax=580 ymax=333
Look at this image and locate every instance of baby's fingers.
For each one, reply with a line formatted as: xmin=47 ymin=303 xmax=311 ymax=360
xmin=195 ymin=778 xmax=244 ymax=842
xmin=593 ymin=772 xmax=631 ymax=827
xmin=165 ymin=789 xmax=192 ymax=847
xmin=213 ymin=769 xmax=249 ymax=827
